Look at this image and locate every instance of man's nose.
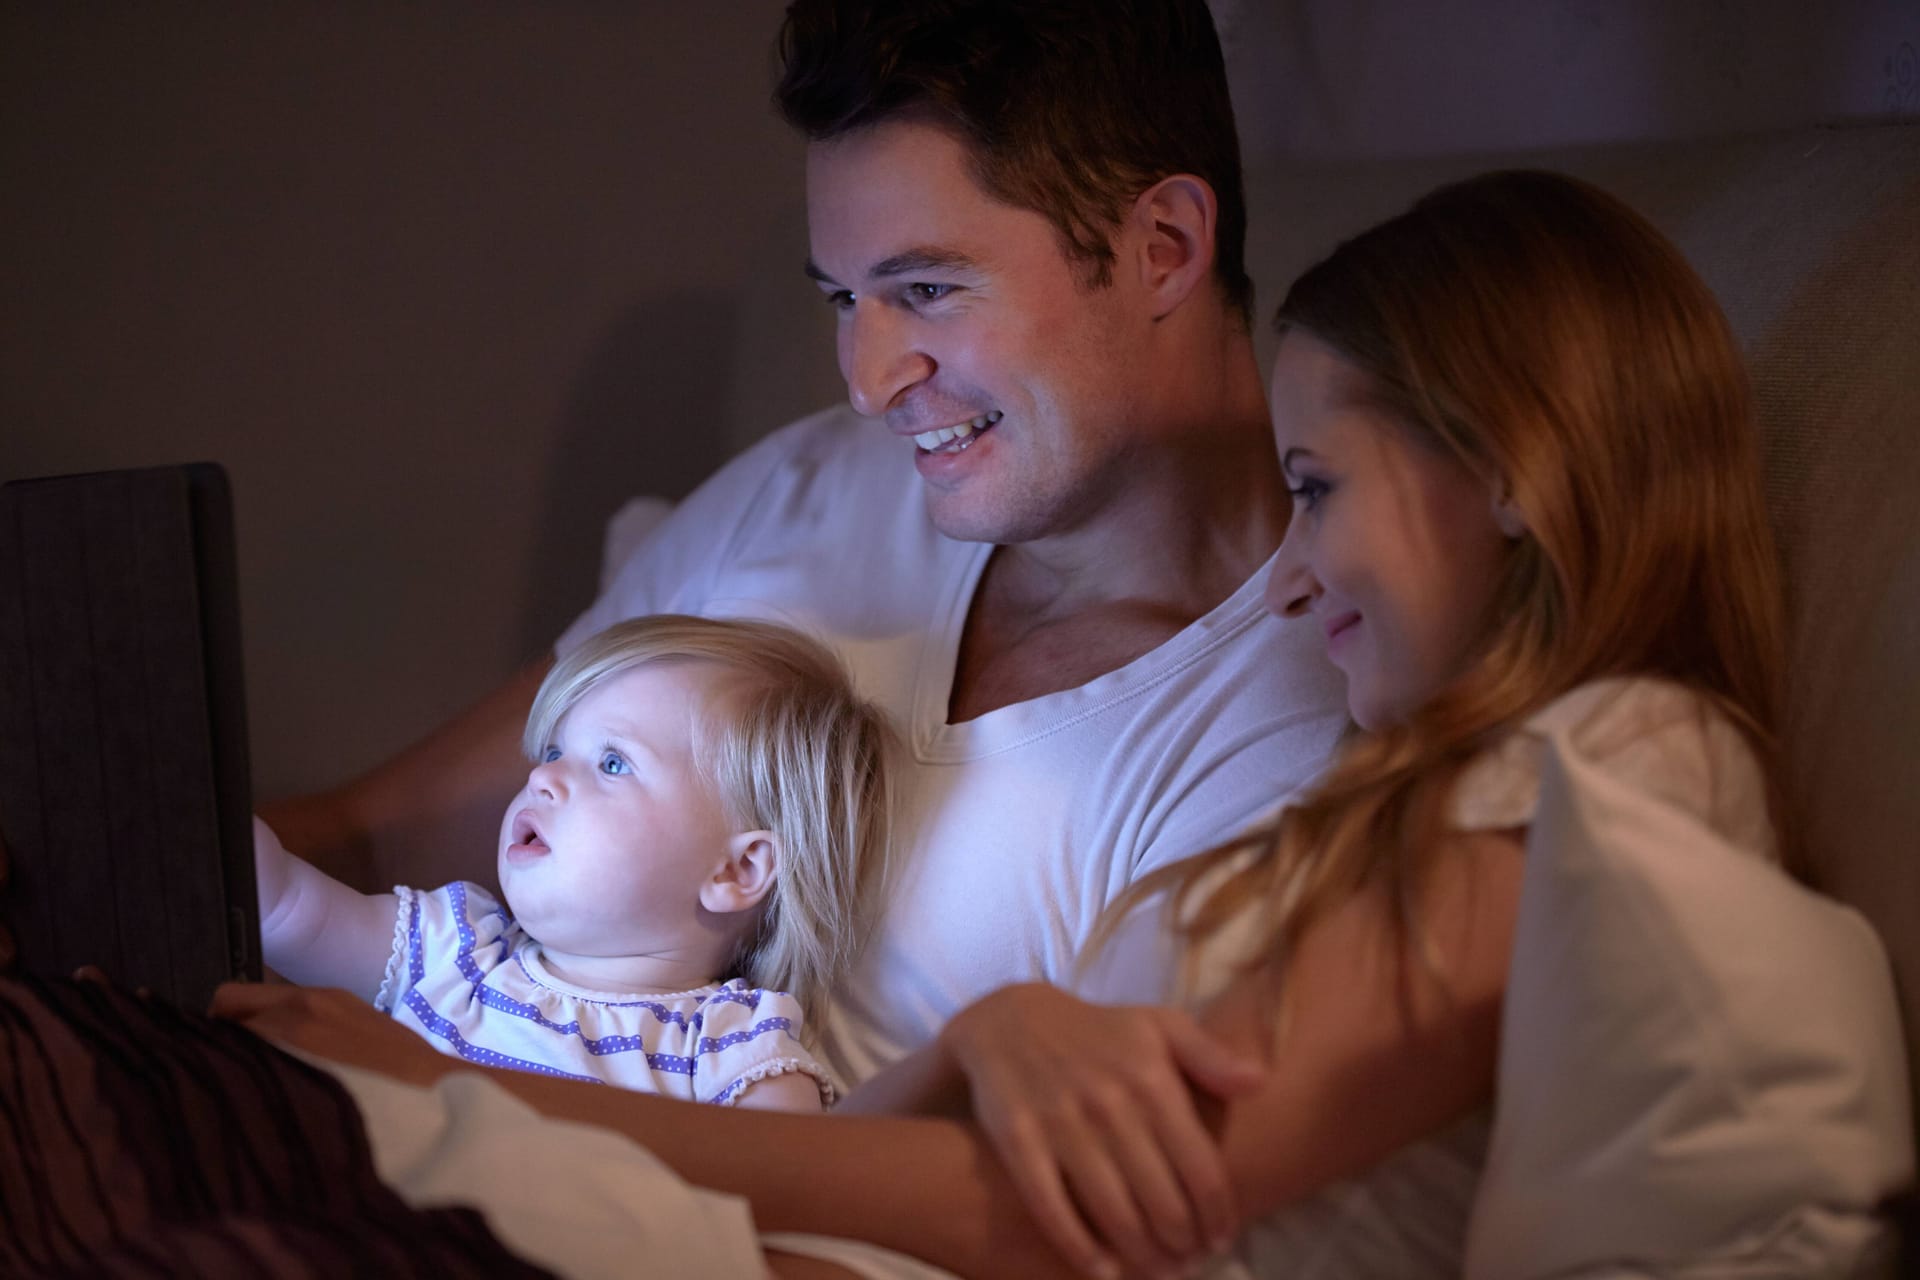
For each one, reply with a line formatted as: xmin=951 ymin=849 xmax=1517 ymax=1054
xmin=841 ymin=304 xmax=933 ymax=417
xmin=1265 ymin=539 xmax=1321 ymax=619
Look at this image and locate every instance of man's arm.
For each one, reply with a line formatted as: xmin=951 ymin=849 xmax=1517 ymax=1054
xmin=258 ymin=657 xmax=549 ymax=893
xmin=210 ymin=983 xmax=1080 ymax=1278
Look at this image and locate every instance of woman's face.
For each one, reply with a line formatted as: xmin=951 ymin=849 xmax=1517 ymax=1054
xmin=1265 ymin=332 xmax=1517 ymax=730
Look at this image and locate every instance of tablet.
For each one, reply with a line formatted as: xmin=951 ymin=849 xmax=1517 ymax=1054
xmin=0 ymin=462 xmax=261 ymax=1009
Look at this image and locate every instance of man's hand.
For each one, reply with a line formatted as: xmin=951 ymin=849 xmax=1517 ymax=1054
xmin=210 ymin=982 xmax=452 ymax=1088
xmin=939 ymin=983 xmax=1265 ymax=1279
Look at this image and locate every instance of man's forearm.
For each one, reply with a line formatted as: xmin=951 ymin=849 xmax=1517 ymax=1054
xmin=471 ymin=1065 xmax=1073 ymax=1277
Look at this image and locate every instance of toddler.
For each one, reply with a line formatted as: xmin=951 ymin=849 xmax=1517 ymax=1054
xmin=255 ymin=614 xmax=893 ymax=1111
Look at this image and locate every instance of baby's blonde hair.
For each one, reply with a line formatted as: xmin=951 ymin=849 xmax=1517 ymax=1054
xmin=524 ymin=615 xmax=894 ymax=1021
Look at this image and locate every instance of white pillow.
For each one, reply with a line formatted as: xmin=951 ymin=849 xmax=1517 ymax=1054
xmin=1464 ymin=725 xmax=1913 ymax=1276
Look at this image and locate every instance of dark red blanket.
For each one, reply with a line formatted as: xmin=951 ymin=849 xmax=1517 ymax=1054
xmin=0 ymin=976 xmax=553 ymax=1278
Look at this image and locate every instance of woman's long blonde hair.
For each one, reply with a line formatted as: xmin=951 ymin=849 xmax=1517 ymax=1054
xmin=1115 ymin=170 xmax=1789 ymax=1001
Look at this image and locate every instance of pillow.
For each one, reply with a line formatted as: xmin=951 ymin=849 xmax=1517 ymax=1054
xmin=1464 ymin=724 xmax=1913 ymax=1276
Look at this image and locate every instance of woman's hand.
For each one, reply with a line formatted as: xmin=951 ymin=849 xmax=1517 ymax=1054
xmin=210 ymin=982 xmax=453 ymax=1088
xmin=939 ymin=983 xmax=1265 ymax=1279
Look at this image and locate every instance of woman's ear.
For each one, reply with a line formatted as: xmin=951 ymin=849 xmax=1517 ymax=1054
xmin=1491 ymin=485 xmax=1528 ymax=539
xmin=1130 ymin=173 xmax=1218 ymax=320
xmin=699 ymin=831 xmax=780 ymax=915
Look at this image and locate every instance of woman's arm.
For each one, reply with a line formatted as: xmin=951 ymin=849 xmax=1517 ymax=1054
xmin=1207 ymin=828 xmax=1523 ymax=1211
xmin=909 ymin=827 xmax=1525 ymax=1275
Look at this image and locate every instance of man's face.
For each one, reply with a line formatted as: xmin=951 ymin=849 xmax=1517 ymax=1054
xmin=805 ymin=119 xmax=1154 ymax=545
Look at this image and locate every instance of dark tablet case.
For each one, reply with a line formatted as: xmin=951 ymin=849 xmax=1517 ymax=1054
xmin=0 ymin=463 xmax=261 ymax=1010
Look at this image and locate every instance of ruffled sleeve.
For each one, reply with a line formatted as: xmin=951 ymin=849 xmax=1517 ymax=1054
xmin=374 ymin=881 xmax=518 ymax=1015
xmin=688 ymin=981 xmax=834 ymax=1108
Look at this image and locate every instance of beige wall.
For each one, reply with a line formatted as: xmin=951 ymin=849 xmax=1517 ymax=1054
xmin=3 ymin=2 xmax=1914 ymax=800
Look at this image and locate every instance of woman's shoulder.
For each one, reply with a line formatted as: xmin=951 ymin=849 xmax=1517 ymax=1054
xmin=1451 ymin=676 xmax=1774 ymax=858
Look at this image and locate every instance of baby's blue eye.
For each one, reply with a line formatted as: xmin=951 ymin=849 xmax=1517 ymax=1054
xmin=598 ymin=750 xmax=630 ymax=777
xmin=541 ymin=745 xmax=562 ymax=763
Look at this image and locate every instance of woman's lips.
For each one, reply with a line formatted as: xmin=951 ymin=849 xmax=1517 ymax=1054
xmin=1324 ymin=611 xmax=1362 ymax=651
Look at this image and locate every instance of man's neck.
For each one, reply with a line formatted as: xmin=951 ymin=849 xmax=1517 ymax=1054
xmin=948 ymin=338 xmax=1283 ymax=722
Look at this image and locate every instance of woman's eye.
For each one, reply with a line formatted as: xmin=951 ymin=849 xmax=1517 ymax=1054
xmin=541 ymin=745 xmax=561 ymax=763
xmin=598 ymin=751 xmax=629 ymax=777
xmin=1287 ymin=477 xmax=1330 ymax=510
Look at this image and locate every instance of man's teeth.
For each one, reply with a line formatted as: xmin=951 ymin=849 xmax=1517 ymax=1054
xmin=914 ymin=411 xmax=1002 ymax=452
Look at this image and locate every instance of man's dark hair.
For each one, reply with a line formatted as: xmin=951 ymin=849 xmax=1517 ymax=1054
xmin=776 ymin=0 xmax=1253 ymax=323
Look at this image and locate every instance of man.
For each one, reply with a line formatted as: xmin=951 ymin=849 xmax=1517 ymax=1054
xmin=266 ymin=0 xmax=1343 ymax=1089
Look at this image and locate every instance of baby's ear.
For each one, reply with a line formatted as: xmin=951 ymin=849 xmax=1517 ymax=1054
xmin=699 ymin=831 xmax=780 ymax=915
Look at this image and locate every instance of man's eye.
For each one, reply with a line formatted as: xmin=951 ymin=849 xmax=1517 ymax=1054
xmin=823 ymin=289 xmax=855 ymax=311
xmin=598 ymin=751 xmax=629 ymax=777
xmin=907 ymin=282 xmax=954 ymax=303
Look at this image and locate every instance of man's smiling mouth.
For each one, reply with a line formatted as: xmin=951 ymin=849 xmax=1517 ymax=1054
xmin=914 ymin=410 xmax=1002 ymax=453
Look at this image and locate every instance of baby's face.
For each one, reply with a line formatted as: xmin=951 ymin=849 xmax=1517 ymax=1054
xmin=498 ymin=661 xmax=738 ymax=959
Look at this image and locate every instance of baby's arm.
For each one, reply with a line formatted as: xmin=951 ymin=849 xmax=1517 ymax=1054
xmin=734 ymin=1072 xmax=826 ymax=1113
xmin=254 ymin=816 xmax=399 ymax=1001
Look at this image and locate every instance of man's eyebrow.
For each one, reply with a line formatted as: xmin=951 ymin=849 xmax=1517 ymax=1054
xmin=805 ymin=247 xmax=980 ymax=286
xmin=871 ymin=247 xmax=979 ymax=278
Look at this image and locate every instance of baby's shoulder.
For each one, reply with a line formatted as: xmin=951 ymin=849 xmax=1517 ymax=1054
xmin=692 ymin=979 xmax=807 ymax=1041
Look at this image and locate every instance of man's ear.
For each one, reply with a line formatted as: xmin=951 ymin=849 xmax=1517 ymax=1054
xmin=699 ymin=831 xmax=780 ymax=915
xmin=1130 ymin=173 xmax=1218 ymax=320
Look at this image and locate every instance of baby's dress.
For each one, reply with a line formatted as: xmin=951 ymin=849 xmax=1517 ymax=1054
xmin=374 ymin=880 xmax=833 ymax=1106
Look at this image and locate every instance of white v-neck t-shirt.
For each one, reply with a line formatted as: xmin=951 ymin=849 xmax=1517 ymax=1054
xmin=559 ymin=405 xmax=1349 ymax=1088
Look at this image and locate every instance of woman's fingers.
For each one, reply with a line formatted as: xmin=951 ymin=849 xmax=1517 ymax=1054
xmin=1143 ymin=1084 xmax=1238 ymax=1253
xmin=1162 ymin=1009 xmax=1266 ymax=1099
xmin=946 ymin=988 xmax=1246 ymax=1272
xmin=1079 ymin=1080 xmax=1202 ymax=1259
xmin=990 ymin=1104 xmax=1121 ymax=1280
xmin=1154 ymin=1013 xmax=1259 ymax=1249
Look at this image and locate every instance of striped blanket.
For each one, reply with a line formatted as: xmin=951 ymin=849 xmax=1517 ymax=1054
xmin=0 ymin=975 xmax=552 ymax=1278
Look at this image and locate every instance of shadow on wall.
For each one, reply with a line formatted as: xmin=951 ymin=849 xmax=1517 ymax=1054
xmin=512 ymin=292 xmax=739 ymax=662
